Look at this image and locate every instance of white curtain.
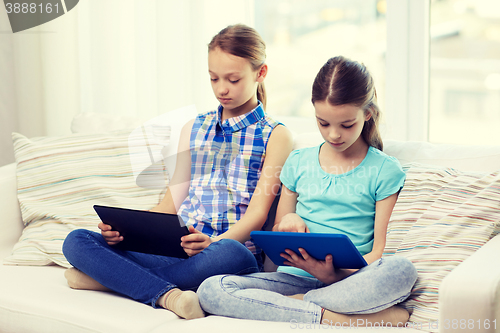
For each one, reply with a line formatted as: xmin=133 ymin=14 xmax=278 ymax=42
xmin=0 ymin=0 xmax=254 ymax=166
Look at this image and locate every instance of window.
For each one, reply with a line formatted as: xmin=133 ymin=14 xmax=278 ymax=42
xmin=429 ymin=0 xmax=500 ymax=144
xmin=255 ymin=0 xmax=387 ymax=119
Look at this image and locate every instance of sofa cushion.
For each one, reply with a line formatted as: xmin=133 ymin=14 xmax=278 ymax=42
xmin=384 ymin=163 xmax=500 ymax=329
xmin=5 ymin=129 xmax=170 ymax=267
xmin=0 ymin=264 xmax=183 ymax=333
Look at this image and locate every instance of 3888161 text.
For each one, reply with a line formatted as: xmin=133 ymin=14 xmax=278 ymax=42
xmin=443 ymin=318 xmax=496 ymax=330
xmin=5 ymin=2 xmax=60 ymax=14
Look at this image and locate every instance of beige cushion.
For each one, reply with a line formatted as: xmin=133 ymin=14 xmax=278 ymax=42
xmin=5 ymin=130 xmax=169 ymax=267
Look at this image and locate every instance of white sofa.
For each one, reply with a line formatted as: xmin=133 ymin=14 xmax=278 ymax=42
xmin=1 ymin=114 xmax=500 ymax=333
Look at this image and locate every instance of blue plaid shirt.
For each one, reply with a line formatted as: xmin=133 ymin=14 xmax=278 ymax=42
xmin=177 ymin=102 xmax=279 ymax=254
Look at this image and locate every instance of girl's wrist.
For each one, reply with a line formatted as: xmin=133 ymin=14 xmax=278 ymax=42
xmin=314 ymin=270 xmax=337 ymax=285
xmin=319 ymin=268 xmax=356 ymax=285
xmin=335 ymin=268 xmax=356 ymax=281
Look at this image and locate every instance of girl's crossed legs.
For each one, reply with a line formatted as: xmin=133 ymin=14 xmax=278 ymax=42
xmin=198 ymin=256 xmax=417 ymax=326
xmin=62 ymin=229 xmax=259 ymax=307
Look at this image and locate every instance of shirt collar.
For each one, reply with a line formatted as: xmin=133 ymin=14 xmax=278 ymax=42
xmin=217 ymin=101 xmax=265 ymax=134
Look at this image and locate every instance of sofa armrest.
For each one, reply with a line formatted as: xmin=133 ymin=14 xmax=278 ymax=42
xmin=0 ymin=163 xmax=23 ymax=257
xmin=439 ymin=234 xmax=500 ymax=332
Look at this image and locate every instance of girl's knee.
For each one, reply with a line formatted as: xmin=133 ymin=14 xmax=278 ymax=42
xmin=381 ymin=256 xmax=418 ymax=288
xmin=198 ymin=275 xmax=222 ymax=297
xmin=211 ymin=239 xmax=259 ymax=273
xmin=197 ymin=275 xmax=228 ymax=313
xmin=198 ymin=274 xmax=239 ymax=299
xmin=385 ymin=256 xmax=417 ymax=276
xmin=62 ymin=229 xmax=98 ymax=261
xmin=215 ymin=239 xmax=247 ymax=255
xmin=64 ymin=228 xmax=87 ymax=242
xmin=63 ymin=229 xmax=85 ymax=253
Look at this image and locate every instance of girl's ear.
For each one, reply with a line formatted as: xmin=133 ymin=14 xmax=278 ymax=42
xmin=364 ymin=108 xmax=373 ymax=121
xmin=256 ymin=64 xmax=268 ymax=83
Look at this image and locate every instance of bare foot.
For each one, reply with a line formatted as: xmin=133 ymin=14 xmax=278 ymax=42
xmin=287 ymin=294 xmax=305 ymax=300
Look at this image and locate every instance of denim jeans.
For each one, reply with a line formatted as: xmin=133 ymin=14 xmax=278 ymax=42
xmin=62 ymin=229 xmax=259 ymax=308
xmin=197 ymin=256 xmax=417 ymax=324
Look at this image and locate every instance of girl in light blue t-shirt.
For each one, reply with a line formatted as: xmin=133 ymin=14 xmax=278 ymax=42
xmin=198 ymin=56 xmax=418 ymax=327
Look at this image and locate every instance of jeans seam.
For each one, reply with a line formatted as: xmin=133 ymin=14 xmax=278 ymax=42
xmin=152 ymin=286 xmax=175 ymax=309
xmin=234 ymin=267 xmax=259 ymax=275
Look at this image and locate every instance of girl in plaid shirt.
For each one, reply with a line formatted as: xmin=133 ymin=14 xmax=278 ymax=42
xmin=63 ymin=24 xmax=293 ymax=320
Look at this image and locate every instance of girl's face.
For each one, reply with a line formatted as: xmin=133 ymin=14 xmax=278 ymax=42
xmin=208 ymin=47 xmax=266 ymax=116
xmin=314 ymin=101 xmax=371 ymax=154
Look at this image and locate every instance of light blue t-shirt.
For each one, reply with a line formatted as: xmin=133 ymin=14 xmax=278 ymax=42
xmin=277 ymin=144 xmax=405 ymax=277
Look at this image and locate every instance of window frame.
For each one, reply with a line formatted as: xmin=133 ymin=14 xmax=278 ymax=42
xmin=385 ymin=0 xmax=430 ymax=142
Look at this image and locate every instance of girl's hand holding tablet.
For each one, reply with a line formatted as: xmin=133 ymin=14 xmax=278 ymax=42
xmin=180 ymin=225 xmax=213 ymax=257
xmin=274 ymin=214 xmax=343 ymax=284
xmin=281 ymin=247 xmax=338 ymax=285
xmin=98 ymin=222 xmax=123 ymax=245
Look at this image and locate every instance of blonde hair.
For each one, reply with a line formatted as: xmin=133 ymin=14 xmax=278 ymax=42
xmin=208 ymin=24 xmax=267 ymax=109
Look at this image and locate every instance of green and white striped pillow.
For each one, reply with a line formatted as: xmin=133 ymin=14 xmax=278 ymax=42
xmin=5 ymin=130 xmax=170 ymax=267
xmin=384 ymin=163 xmax=500 ymax=330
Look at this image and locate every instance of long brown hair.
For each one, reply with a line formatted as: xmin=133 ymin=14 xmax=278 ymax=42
xmin=311 ymin=56 xmax=383 ymax=150
xmin=208 ymin=24 xmax=267 ymax=109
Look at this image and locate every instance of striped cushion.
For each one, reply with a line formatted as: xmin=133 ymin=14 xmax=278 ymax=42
xmin=4 ymin=130 xmax=170 ymax=267
xmin=384 ymin=163 xmax=500 ymax=330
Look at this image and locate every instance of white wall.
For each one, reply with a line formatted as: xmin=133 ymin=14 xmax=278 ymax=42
xmin=0 ymin=0 xmax=254 ymax=167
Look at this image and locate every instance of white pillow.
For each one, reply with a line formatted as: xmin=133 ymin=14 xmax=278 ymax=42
xmin=5 ymin=131 xmax=169 ymax=267
xmin=384 ymin=163 xmax=500 ymax=330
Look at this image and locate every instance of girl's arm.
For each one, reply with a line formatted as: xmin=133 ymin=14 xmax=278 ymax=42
xmin=213 ymin=125 xmax=294 ymax=242
xmin=362 ymin=191 xmax=399 ymax=264
xmin=150 ymin=119 xmax=194 ymax=214
xmin=272 ymin=186 xmax=309 ymax=233
xmin=322 ymin=192 xmax=400 ymax=282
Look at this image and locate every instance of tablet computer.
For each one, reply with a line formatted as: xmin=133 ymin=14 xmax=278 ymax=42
xmin=93 ymin=205 xmax=190 ymax=258
xmin=251 ymin=231 xmax=367 ymax=269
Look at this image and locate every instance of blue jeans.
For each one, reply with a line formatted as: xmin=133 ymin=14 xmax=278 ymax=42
xmin=197 ymin=256 xmax=417 ymax=323
xmin=62 ymin=229 xmax=259 ymax=308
